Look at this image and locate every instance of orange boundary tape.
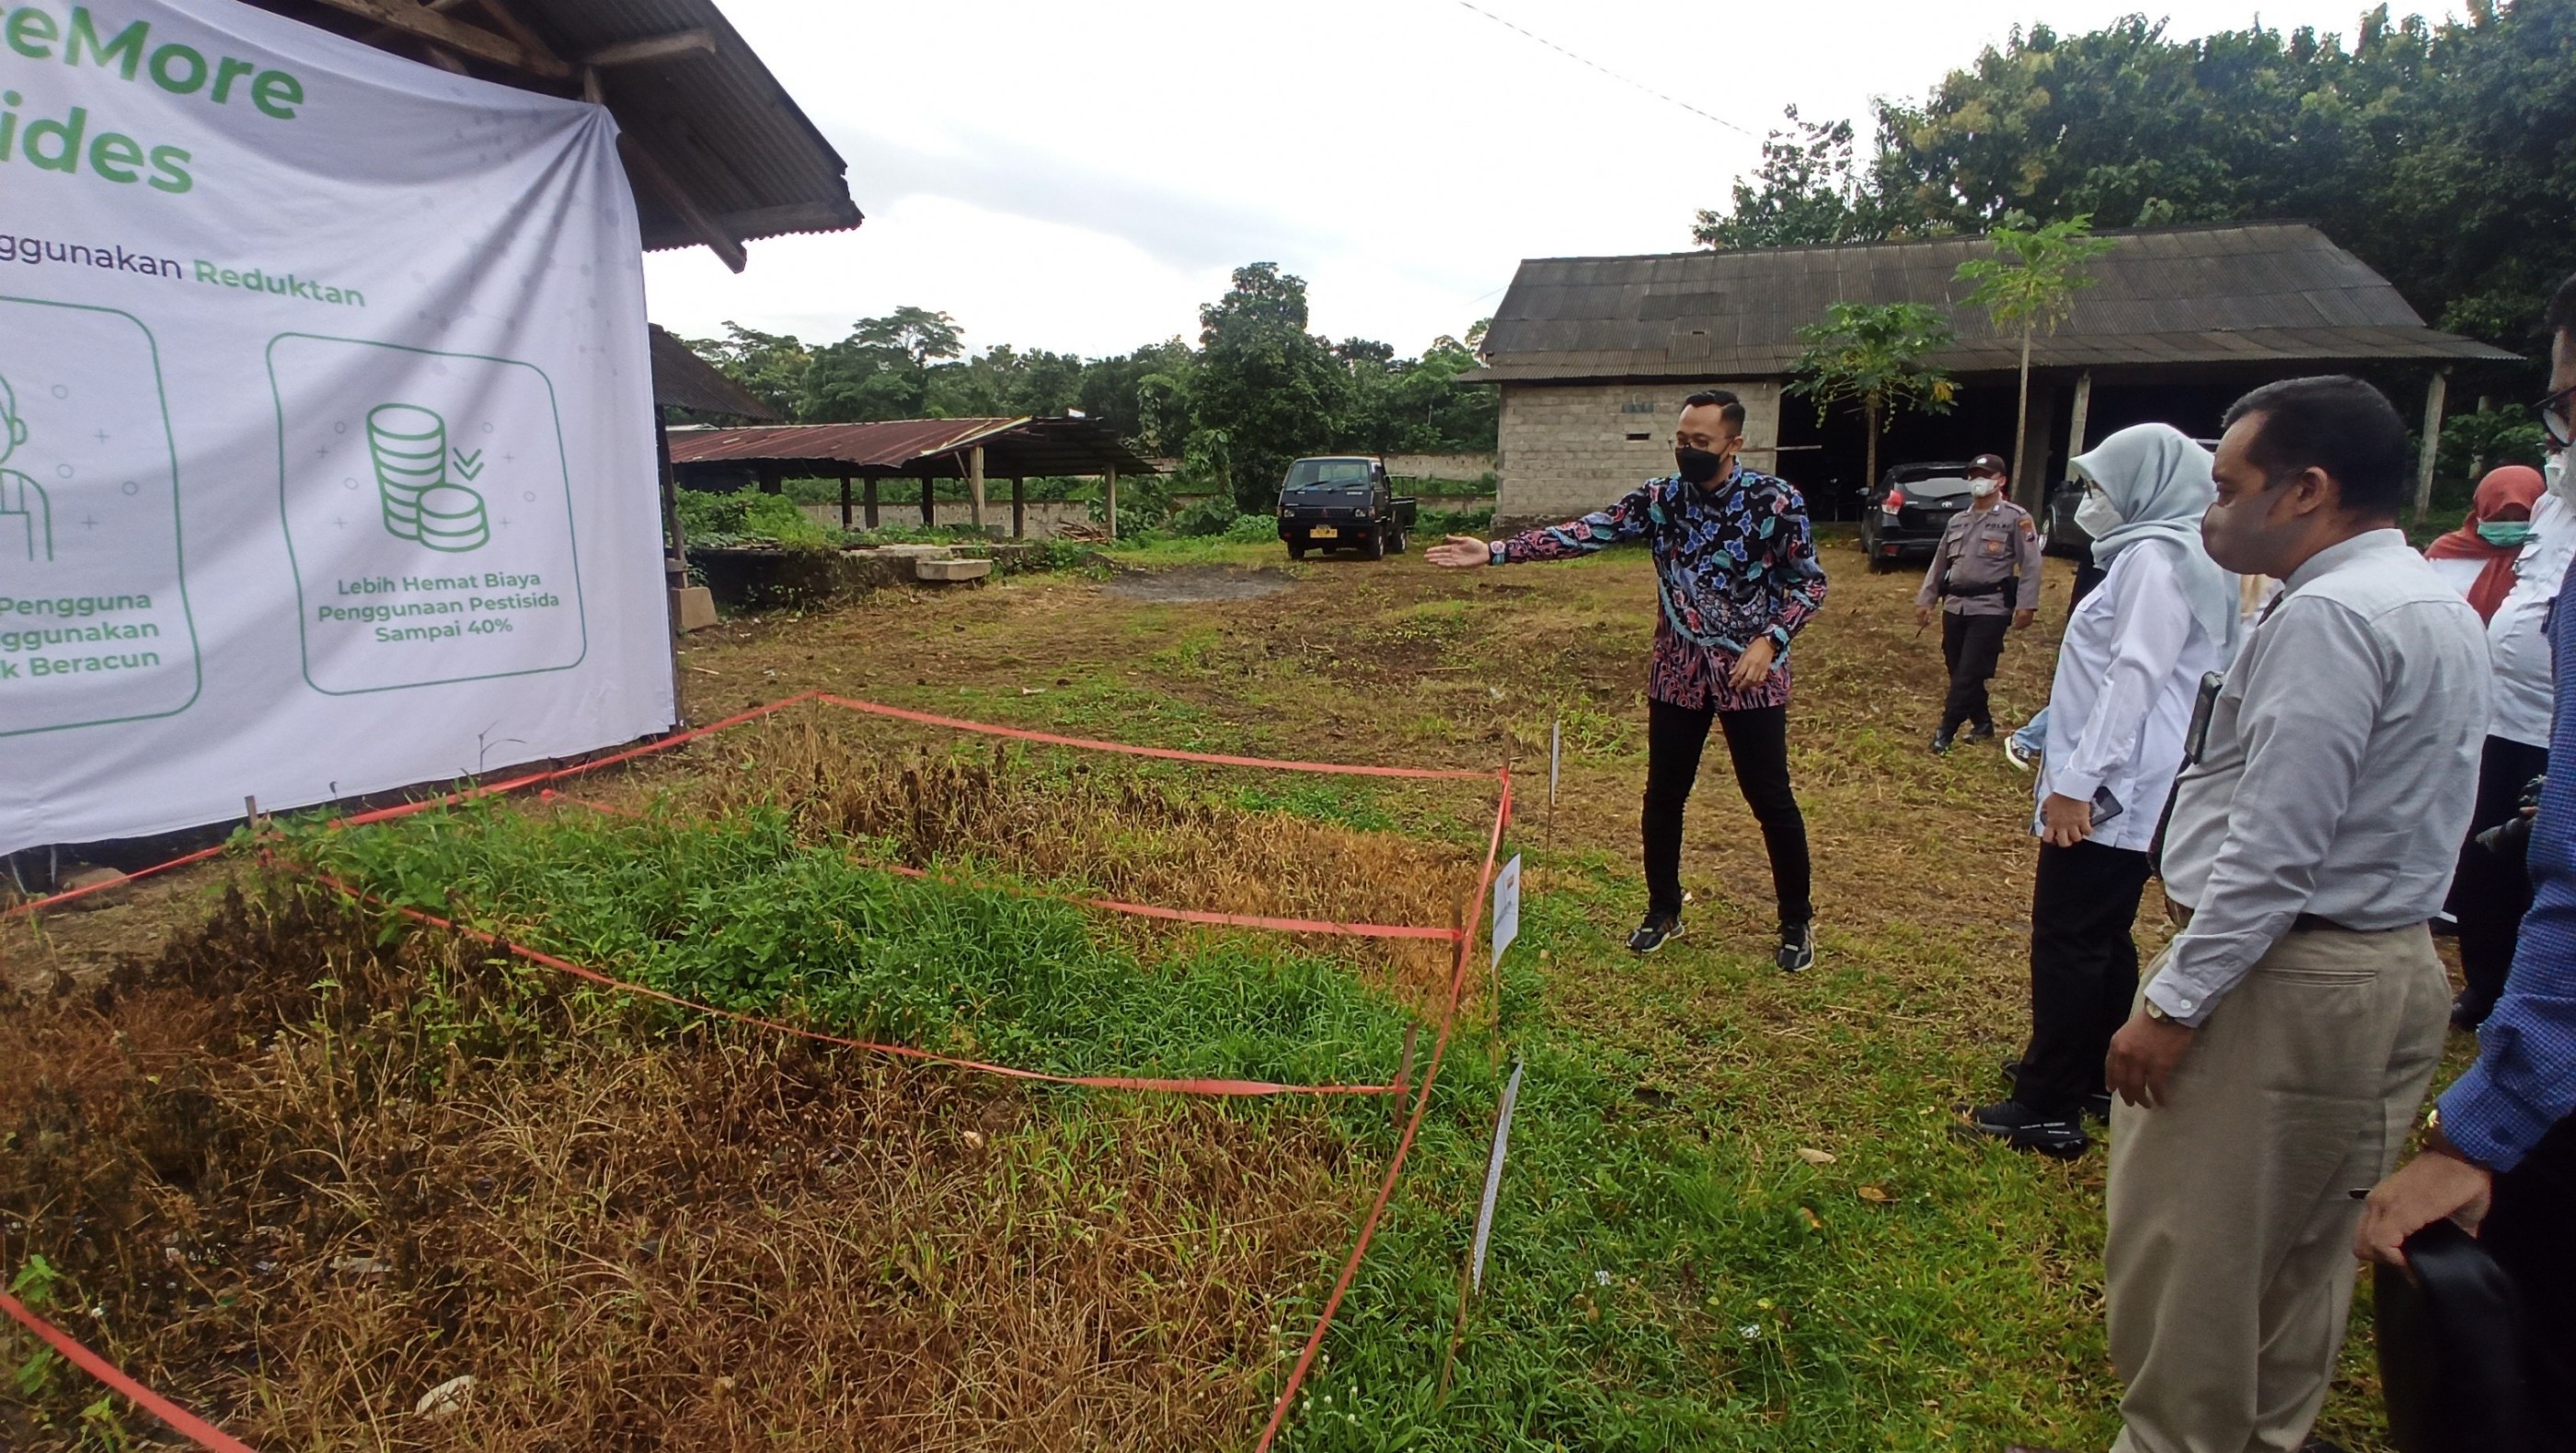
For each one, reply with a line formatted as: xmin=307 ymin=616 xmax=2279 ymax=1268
xmin=0 ymin=1289 xmax=256 ymax=1453
xmin=1253 ymin=774 xmax=1512 ymax=1451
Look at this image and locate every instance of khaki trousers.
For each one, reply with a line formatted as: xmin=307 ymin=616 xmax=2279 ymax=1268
xmin=2105 ymin=924 xmax=2450 ymax=1453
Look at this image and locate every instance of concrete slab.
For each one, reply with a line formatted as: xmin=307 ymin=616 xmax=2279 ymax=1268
xmin=670 ymin=585 xmax=719 ymax=632
xmin=914 ymin=558 xmax=993 ymax=583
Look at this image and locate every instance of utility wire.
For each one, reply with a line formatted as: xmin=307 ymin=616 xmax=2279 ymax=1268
xmin=1447 ymin=0 xmax=1761 ymax=138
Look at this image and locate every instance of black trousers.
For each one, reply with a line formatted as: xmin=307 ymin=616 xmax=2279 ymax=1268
xmin=1938 ymin=610 xmax=2011 ymax=736
xmin=2015 ymin=838 xmax=2154 ymax=1115
xmin=1642 ymin=698 xmax=1811 ymax=927
xmin=2445 ymin=734 xmax=2549 ymax=1021
xmin=2483 ymin=1112 xmax=2576 ymax=1451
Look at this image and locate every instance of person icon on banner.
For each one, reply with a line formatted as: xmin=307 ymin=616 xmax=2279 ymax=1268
xmin=0 ymin=374 xmax=52 ymax=564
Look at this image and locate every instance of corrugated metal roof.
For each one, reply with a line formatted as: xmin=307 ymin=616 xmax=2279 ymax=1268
xmin=650 ymin=326 xmax=779 ymax=420
xmin=1467 ymin=224 xmax=2518 ymax=384
xmin=668 ymin=419 xmax=1162 ymax=479
xmin=249 ymin=0 xmax=860 ymax=257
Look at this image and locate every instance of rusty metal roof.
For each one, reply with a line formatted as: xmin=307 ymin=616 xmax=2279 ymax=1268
xmin=669 ymin=419 xmax=1161 ymax=479
xmin=249 ymin=0 xmax=860 ymax=267
xmin=1467 ymin=224 xmax=2517 ymax=385
xmin=650 ymin=326 xmax=779 ymax=420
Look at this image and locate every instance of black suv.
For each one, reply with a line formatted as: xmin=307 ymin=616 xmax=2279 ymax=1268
xmin=1277 ymin=456 xmax=1418 ymax=560
xmin=1857 ymin=462 xmax=1977 ymax=572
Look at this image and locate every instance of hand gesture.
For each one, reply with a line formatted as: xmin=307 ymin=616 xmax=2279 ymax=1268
xmin=1729 ymin=636 xmax=1777 ymax=688
xmin=2012 ymin=607 xmax=2037 ymax=629
xmin=2039 ymin=792 xmax=2093 ymax=847
xmin=1425 ymin=536 xmax=1491 ymax=569
xmin=1915 ymin=605 xmax=1935 ymax=629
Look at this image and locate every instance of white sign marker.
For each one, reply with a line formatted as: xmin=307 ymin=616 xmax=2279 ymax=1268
xmin=1491 ymin=853 xmax=1522 ymax=972
xmin=1470 ymin=1056 xmax=1527 ymax=1293
xmin=1548 ymin=717 xmax=1561 ymax=808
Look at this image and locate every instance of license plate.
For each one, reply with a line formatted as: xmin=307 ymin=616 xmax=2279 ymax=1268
xmin=1309 ymin=527 xmax=1338 ymax=539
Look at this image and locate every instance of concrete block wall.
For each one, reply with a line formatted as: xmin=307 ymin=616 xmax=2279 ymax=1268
xmin=1493 ymin=380 xmax=1783 ymax=526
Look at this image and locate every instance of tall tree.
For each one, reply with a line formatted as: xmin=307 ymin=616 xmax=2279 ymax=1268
xmin=1190 ymin=263 xmax=1348 ymax=512
xmin=1953 ymin=214 xmax=2115 ymax=502
xmin=1695 ymin=107 xmax=1880 ymax=250
xmin=677 ymin=323 xmax=811 ymax=421
xmin=1787 ymin=302 xmax=1957 ymax=495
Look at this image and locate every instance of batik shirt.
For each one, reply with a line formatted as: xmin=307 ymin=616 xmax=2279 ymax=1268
xmin=1489 ymin=465 xmax=1827 ymax=710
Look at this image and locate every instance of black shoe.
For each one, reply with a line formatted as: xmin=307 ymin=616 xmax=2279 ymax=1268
xmin=1931 ymin=732 xmax=1955 ymax=755
xmin=2003 ymin=1062 xmax=2111 ymax=1122
xmin=1776 ymin=920 xmax=1815 ymax=973
xmin=1967 ymin=722 xmax=1996 ymax=742
xmin=2451 ymin=989 xmax=2495 ymax=1032
xmin=1627 ymin=914 xmax=1683 ymax=954
xmin=1955 ymin=1100 xmax=2088 ymax=1159
xmin=2001 ymin=1056 xmax=2025 ymax=1085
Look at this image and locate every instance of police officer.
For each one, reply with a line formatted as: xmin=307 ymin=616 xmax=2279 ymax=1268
xmin=1915 ymin=454 xmax=2041 ymax=752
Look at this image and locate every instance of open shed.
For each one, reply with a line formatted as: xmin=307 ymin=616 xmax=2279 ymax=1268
xmin=1466 ymin=223 xmax=2519 ymax=524
xmin=669 ymin=418 xmax=1162 ymax=537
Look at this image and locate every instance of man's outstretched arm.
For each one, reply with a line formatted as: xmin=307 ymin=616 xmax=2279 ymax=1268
xmin=1423 ymin=485 xmax=1654 ymax=569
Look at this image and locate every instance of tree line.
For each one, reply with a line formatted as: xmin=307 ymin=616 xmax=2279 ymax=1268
xmin=1697 ymin=1 xmax=2572 ymax=380
xmin=678 ymin=264 xmax=1496 ymax=512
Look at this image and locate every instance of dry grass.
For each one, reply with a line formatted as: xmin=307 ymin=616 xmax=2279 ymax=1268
xmin=0 ymin=881 xmax=1367 ymax=1451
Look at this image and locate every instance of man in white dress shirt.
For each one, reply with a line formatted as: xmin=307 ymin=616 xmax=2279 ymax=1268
xmin=2098 ymin=376 xmax=2490 ymax=1453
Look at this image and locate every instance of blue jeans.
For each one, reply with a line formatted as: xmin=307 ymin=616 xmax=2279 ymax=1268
xmin=2011 ymin=706 xmax=2049 ymax=756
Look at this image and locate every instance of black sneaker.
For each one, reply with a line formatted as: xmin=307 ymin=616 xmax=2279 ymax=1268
xmin=1955 ymin=1100 xmax=2088 ymax=1159
xmin=1627 ymin=914 xmax=1683 ymax=954
xmin=1967 ymin=722 xmax=1996 ymax=742
xmin=1931 ymin=732 xmax=1955 ymax=755
xmin=1776 ymin=920 xmax=1815 ymax=973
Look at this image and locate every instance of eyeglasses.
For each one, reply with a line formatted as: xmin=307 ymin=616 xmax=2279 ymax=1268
xmin=2536 ymin=385 xmax=2576 ymax=450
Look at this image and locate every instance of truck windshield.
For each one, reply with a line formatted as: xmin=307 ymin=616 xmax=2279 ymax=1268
xmin=1283 ymin=459 xmax=1374 ymax=490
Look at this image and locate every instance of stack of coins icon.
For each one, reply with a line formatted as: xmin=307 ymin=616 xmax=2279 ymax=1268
xmin=414 ymin=483 xmax=490 ymax=552
xmin=364 ymin=403 xmax=488 ymax=552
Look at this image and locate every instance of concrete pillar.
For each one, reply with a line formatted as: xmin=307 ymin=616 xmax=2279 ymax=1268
xmin=2415 ymin=368 xmax=2451 ymax=519
xmin=838 ymin=468 xmax=852 ymax=529
xmin=2067 ymin=371 xmax=2094 ymax=461
xmin=919 ymin=474 xmax=935 ymax=527
xmin=1105 ymin=467 xmax=1119 ymax=539
xmin=1011 ymin=476 xmax=1025 ymax=538
xmin=967 ymin=445 xmax=986 ymax=532
xmin=863 ymin=475 xmax=880 ymax=528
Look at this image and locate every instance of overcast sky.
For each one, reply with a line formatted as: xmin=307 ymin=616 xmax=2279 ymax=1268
xmin=641 ymin=0 xmax=2457 ymax=362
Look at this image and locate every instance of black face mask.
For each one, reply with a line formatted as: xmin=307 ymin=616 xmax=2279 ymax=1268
xmin=1673 ymin=445 xmax=1728 ymax=485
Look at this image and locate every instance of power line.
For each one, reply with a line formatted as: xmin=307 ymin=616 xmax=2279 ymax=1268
xmin=1446 ymin=0 xmax=1761 ymax=139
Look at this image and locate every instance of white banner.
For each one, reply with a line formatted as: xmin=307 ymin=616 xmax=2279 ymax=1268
xmin=0 ymin=0 xmax=671 ymax=854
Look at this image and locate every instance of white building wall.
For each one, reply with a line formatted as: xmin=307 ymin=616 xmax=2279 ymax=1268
xmin=1494 ymin=380 xmax=1785 ymax=525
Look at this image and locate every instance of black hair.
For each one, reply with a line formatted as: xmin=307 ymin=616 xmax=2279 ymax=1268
xmin=2547 ymin=271 xmax=2576 ymax=340
xmin=2220 ymin=375 xmax=2409 ymax=518
xmin=1680 ymin=389 xmax=1747 ymax=434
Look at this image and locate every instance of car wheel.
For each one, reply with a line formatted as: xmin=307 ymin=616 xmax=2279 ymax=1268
xmin=1287 ymin=542 xmax=1306 ymax=560
xmin=1389 ymin=529 xmax=1408 ymax=555
xmin=1363 ymin=529 xmax=1386 ymax=561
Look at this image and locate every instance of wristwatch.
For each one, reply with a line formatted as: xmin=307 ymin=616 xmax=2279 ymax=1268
xmin=2421 ymin=1107 xmax=2490 ymax=1170
xmin=2142 ymin=998 xmax=2179 ymax=1026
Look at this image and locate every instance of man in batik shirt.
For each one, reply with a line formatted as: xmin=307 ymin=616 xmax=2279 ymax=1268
xmin=1428 ymin=389 xmax=1829 ymax=970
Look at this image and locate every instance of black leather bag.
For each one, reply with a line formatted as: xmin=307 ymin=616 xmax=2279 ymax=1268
xmin=2376 ymin=1217 xmax=2536 ymax=1453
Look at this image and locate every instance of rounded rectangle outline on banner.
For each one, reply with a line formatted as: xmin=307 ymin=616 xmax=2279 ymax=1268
xmin=267 ymin=332 xmax=590 ymax=696
xmin=0 ymin=294 xmax=203 ymax=739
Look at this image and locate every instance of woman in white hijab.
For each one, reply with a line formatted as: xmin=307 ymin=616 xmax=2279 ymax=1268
xmin=1967 ymin=423 xmax=2237 ymax=1159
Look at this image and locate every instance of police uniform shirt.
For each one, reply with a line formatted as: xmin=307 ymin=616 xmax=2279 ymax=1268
xmin=1915 ymin=500 xmax=2043 ymax=617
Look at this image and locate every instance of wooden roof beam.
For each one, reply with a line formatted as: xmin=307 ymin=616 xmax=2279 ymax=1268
xmin=584 ymin=30 xmax=719 ymax=67
xmin=617 ymin=132 xmax=747 ymax=273
xmin=310 ymin=0 xmax=569 ymax=78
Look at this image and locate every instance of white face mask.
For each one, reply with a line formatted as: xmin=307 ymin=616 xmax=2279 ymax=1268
xmin=2075 ymin=490 xmax=2123 ymax=538
xmin=1968 ymin=478 xmax=1998 ymax=499
xmin=2549 ymin=451 xmax=2571 ymax=504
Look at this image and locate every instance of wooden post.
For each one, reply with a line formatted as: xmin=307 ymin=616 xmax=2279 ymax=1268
xmin=1011 ymin=476 xmax=1026 ymax=538
xmin=1105 ymin=466 xmax=1119 ymax=539
xmin=838 ymin=468 xmax=853 ymax=529
xmin=758 ymin=462 xmax=782 ymax=495
xmin=863 ymin=475 xmax=880 ymax=528
xmin=2067 ymin=371 xmax=2094 ymax=460
xmin=2415 ymin=368 xmax=2451 ymax=520
xmin=654 ymin=415 xmax=687 ymax=726
xmin=919 ymin=473 xmax=935 ymax=527
xmin=967 ymin=445 xmax=986 ymax=533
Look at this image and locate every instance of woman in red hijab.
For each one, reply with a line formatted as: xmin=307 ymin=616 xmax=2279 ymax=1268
xmin=2425 ymin=464 xmax=2547 ymax=621
xmin=2427 ymin=462 xmax=2556 ymax=1031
